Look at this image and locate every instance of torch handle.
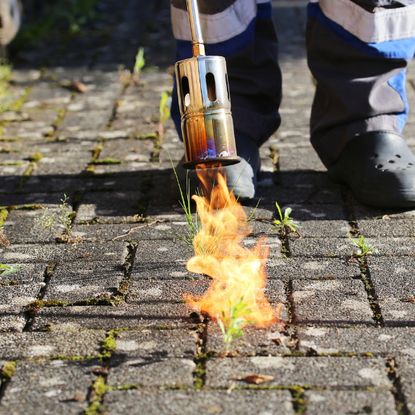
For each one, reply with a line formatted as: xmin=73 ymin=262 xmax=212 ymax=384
xmin=186 ymin=0 xmax=205 ymax=56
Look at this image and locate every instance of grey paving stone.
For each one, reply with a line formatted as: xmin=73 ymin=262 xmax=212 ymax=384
xmin=0 ymin=331 xmax=104 ymax=359
xmin=131 ymin=263 xmax=200 ymax=280
xmin=32 ymin=304 xmax=194 ymax=331
xmin=44 ymin=261 xmax=124 ymax=303
xmin=361 ymin=238 xmax=415 ymax=256
xmin=104 ymin=390 xmax=294 ymax=415
xmin=271 ymin=173 xmax=343 ymax=205
xmin=114 ymin=328 xmax=196 ymax=359
xmin=0 ymin=361 xmax=93 ymax=414
xmin=127 ymin=279 xmax=210 ymax=304
xmin=294 ymin=220 xmax=350 ymax=238
xmin=207 ymin=323 xmax=292 ymax=356
xmin=368 ymin=257 xmax=415 ymax=323
xmin=297 ymin=326 xmax=415 ymax=355
xmin=267 ymin=257 xmax=360 ymax=280
xmin=0 ymin=242 xmax=127 ymax=263
xmin=75 ymin=191 xmax=146 ymax=223
xmin=279 ymin=146 xmax=326 ymax=172
xmin=0 ymin=307 xmax=26 ymax=332
xmin=0 ymin=263 xmax=46 ymax=284
xmin=206 ymin=356 xmax=391 ymax=388
xmin=358 ymin=218 xmax=415 ymax=238
xmin=305 ymin=391 xmax=397 ymax=415
xmin=134 ymin=240 xmax=193 ymax=266
xmin=107 ymin=358 xmax=195 ymax=388
xmin=292 ymin=279 xmax=374 ymax=325
xmin=3 ymin=208 xmax=67 ymax=244
xmin=98 ymin=138 xmax=154 ymax=162
xmin=396 ymin=356 xmax=415 ymax=415
xmin=289 ymin=237 xmax=355 ymax=258
xmin=0 ymin=284 xmax=42 ymax=307
xmin=72 ymin=221 xmax=191 ymax=242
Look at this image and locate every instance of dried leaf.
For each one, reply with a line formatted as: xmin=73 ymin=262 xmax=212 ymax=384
xmin=239 ymin=374 xmax=274 ymax=385
xmin=401 ymin=296 xmax=415 ymax=303
xmin=0 ymin=230 xmax=10 ymax=247
xmin=69 ymin=80 xmax=88 ymax=93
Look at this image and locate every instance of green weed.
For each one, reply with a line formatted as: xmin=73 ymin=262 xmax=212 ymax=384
xmin=35 ymin=194 xmax=77 ymax=243
xmin=349 ymin=234 xmax=376 ymax=257
xmin=0 ymin=264 xmax=19 ymax=276
xmin=172 ymin=164 xmax=199 ymax=247
xmin=134 ymin=47 xmax=145 ymax=77
xmin=217 ymin=298 xmax=251 ymax=350
xmin=273 ymin=201 xmax=299 ymax=237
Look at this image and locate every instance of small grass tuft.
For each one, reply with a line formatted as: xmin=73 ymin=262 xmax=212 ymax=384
xmin=172 ymin=164 xmax=199 ymax=247
xmin=217 ymin=298 xmax=252 ymax=351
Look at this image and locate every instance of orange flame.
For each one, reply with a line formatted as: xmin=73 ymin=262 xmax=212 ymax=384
xmin=185 ymin=170 xmax=278 ymax=328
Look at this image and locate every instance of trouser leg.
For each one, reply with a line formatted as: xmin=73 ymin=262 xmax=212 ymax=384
xmin=307 ymin=0 xmax=415 ymax=167
xmin=170 ymin=0 xmax=282 ymax=148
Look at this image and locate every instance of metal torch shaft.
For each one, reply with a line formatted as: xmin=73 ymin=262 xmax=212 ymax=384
xmin=186 ymin=0 xmax=205 ymax=56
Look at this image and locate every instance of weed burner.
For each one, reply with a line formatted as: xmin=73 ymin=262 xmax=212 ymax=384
xmin=175 ymin=0 xmax=240 ymax=169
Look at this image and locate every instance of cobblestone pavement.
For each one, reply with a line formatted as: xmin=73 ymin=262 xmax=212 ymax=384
xmin=0 ymin=0 xmax=415 ymax=414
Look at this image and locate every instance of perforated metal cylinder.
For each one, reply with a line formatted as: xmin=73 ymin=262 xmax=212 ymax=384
xmin=175 ymin=55 xmax=240 ymax=169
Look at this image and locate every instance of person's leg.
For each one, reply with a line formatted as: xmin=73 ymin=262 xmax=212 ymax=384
xmin=170 ymin=0 xmax=282 ymax=198
xmin=307 ymin=0 xmax=415 ymax=207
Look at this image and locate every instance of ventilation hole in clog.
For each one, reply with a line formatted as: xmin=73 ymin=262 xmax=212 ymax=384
xmin=396 ymin=154 xmax=401 ymax=158
xmin=409 ymin=163 xmax=414 ymax=166
xmin=388 ymin=160 xmax=395 ymax=164
xmin=376 ymin=164 xmax=383 ymax=169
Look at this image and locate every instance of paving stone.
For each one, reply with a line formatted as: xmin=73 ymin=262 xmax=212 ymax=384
xmin=114 ymin=328 xmax=196 ymax=359
xmin=44 ymin=262 xmax=125 ymax=303
xmin=292 ymin=279 xmax=374 ymax=324
xmin=358 ymin=218 xmax=415 ymax=238
xmin=98 ymin=138 xmax=154 ymax=162
xmin=396 ymin=356 xmax=415 ymax=414
xmin=104 ymin=390 xmax=294 ymax=415
xmin=75 ymin=191 xmax=146 ymax=223
xmin=0 ymin=361 xmax=94 ymax=414
xmin=3 ymin=208 xmax=66 ymax=244
xmin=294 ymin=220 xmax=350 ymax=238
xmin=0 ymin=263 xmax=46 ymax=284
xmin=279 ymin=146 xmax=326 ymax=171
xmin=267 ymin=257 xmax=360 ymax=280
xmin=0 ymin=307 xmax=26 ymax=332
xmin=32 ymin=304 xmax=194 ymax=331
xmin=134 ymin=240 xmax=193 ymax=266
xmin=289 ymin=237 xmax=355 ymax=258
xmin=298 ymin=326 xmax=415 ymax=355
xmin=271 ymin=172 xmax=343 ymax=205
xmin=0 ymin=331 xmax=104 ymax=359
xmin=206 ymin=356 xmax=391 ymax=388
xmin=131 ymin=263 xmax=201 ymax=280
xmin=305 ymin=391 xmax=397 ymax=415
xmin=368 ymin=257 xmax=415 ymax=324
xmin=107 ymin=357 xmax=195 ymax=388
xmin=0 ymin=284 xmax=42 ymax=307
xmin=361 ymin=237 xmax=415 ymax=256
xmin=207 ymin=322 xmax=292 ymax=356
xmin=72 ymin=221 xmax=187 ymax=242
xmin=127 ymin=279 xmax=210 ymax=304
xmin=0 ymin=242 xmax=127 ymax=263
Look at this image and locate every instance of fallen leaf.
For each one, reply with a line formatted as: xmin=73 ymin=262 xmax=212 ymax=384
xmin=0 ymin=231 xmax=10 ymax=247
xmin=401 ymin=296 xmax=415 ymax=303
xmin=239 ymin=374 xmax=274 ymax=385
xmin=69 ymin=80 xmax=88 ymax=93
